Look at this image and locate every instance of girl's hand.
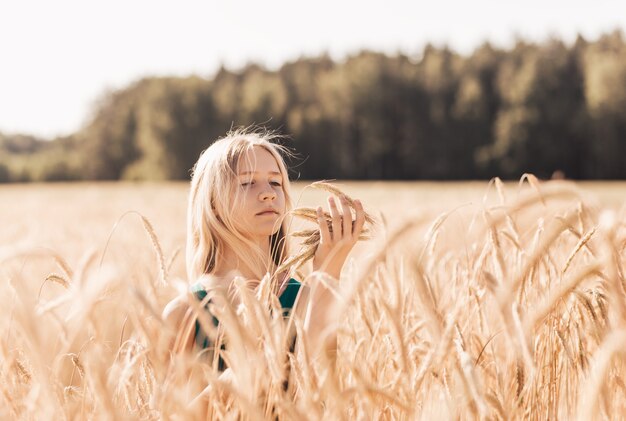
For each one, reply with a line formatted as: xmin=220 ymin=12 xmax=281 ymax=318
xmin=312 ymin=195 xmax=366 ymax=279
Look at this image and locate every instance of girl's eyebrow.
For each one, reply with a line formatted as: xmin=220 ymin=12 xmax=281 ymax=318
xmin=238 ymin=171 xmax=281 ymax=176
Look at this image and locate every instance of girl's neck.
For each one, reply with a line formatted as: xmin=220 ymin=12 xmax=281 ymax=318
xmin=215 ymin=237 xmax=273 ymax=281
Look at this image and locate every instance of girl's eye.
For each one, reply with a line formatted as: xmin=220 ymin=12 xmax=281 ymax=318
xmin=240 ymin=179 xmax=281 ymax=187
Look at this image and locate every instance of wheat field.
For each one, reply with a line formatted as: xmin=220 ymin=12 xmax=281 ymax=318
xmin=1 ymin=178 xmax=626 ymax=420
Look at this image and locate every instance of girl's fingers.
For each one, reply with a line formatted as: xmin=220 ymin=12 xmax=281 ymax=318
xmin=353 ymin=199 xmax=366 ymax=236
xmin=340 ymin=195 xmax=352 ymax=241
xmin=329 ymin=196 xmax=342 ymax=241
xmin=317 ymin=206 xmax=331 ymax=245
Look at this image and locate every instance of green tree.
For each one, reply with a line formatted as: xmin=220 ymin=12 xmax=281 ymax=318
xmin=581 ymin=30 xmax=626 ymax=178
xmin=479 ymin=40 xmax=588 ymax=178
xmin=79 ymin=88 xmax=140 ymax=179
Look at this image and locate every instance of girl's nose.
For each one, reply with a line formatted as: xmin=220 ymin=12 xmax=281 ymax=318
xmin=259 ymin=186 xmax=277 ymax=201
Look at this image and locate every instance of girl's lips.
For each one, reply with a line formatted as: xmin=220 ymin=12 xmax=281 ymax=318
xmin=256 ymin=210 xmax=278 ymax=216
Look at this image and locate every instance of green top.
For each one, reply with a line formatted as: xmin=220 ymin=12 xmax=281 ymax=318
xmin=190 ymin=278 xmax=302 ymax=366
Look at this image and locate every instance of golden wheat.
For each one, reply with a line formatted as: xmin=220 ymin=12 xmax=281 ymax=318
xmin=1 ymin=178 xmax=626 ymax=419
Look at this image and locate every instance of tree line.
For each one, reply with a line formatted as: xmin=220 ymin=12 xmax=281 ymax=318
xmin=1 ymin=30 xmax=626 ymax=182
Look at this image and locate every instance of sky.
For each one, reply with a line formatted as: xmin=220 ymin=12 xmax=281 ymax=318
xmin=0 ymin=0 xmax=625 ymax=138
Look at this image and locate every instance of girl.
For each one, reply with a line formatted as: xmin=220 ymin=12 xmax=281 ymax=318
xmin=162 ymin=128 xmax=367 ymax=363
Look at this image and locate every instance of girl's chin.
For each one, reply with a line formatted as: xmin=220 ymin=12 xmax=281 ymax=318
xmin=245 ymin=228 xmax=282 ymax=238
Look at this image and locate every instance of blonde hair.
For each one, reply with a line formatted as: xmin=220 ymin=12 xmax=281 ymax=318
xmin=186 ymin=128 xmax=293 ymax=283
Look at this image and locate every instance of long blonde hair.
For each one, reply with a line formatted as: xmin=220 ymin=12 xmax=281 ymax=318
xmin=186 ymin=128 xmax=293 ymax=283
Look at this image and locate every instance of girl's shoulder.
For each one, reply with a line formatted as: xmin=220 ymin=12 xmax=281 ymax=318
xmin=162 ymin=294 xmax=189 ymax=324
xmin=189 ymin=280 xmax=221 ymax=310
xmin=189 ymin=276 xmax=302 ymax=310
xmin=189 ymin=275 xmax=228 ymax=302
xmin=189 ymin=280 xmax=208 ymax=298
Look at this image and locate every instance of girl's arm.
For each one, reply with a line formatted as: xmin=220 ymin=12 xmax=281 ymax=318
xmin=304 ymin=195 xmax=366 ymax=352
xmin=162 ymin=295 xmax=196 ymax=354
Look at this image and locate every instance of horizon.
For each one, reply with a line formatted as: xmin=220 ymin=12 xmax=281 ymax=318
xmin=1 ymin=0 xmax=625 ymax=139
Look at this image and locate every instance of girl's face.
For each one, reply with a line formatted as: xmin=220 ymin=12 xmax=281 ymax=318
xmin=231 ymin=146 xmax=286 ymax=242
